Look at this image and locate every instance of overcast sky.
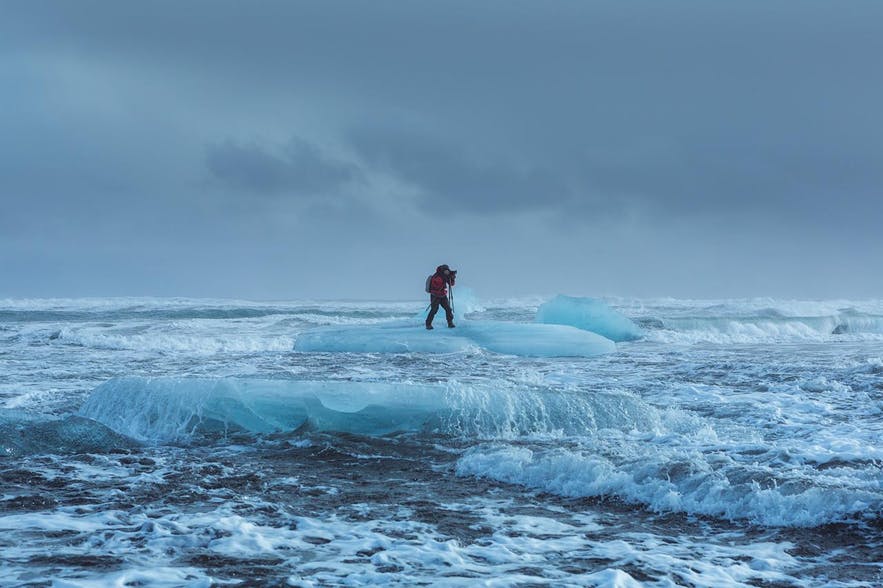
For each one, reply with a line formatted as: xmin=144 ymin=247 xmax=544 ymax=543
xmin=2 ymin=1 xmax=881 ymax=300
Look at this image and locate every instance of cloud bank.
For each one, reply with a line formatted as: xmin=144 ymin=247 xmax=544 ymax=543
xmin=1 ymin=1 xmax=881 ymax=298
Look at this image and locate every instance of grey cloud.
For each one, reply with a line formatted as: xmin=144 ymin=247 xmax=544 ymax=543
xmin=350 ymin=122 xmax=883 ymax=227
xmin=206 ymin=138 xmax=359 ymax=197
xmin=2 ymin=1 xmax=883 ymax=298
xmin=7 ymin=1 xmax=883 ymax=221
xmin=579 ymin=131 xmax=883 ymax=218
xmin=349 ymin=127 xmax=573 ymax=215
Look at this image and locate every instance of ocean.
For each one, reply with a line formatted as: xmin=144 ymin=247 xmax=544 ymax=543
xmin=1 ymin=295 xmax=881 ymax=586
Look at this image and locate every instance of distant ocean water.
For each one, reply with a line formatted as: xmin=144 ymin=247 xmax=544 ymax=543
xmin=1 ymin=296 xmax=882 ymax=586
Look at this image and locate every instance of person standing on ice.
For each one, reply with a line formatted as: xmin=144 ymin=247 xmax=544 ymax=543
xmin=425 ymin=264 xmax=457 ymax=329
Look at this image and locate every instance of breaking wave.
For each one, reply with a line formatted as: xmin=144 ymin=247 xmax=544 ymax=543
xmin=49 ymin=328 xmax=295 ymax=354
xmin=456 ymin=443 xmax=883 ymax=528
xmin=619 ymin=300 xmax=883 ymax=344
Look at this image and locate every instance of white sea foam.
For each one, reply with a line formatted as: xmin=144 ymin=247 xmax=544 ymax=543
xmin=615 ymin=297 xmax=883 ymax=344
xmin=456 ymin=441 xmax=882 ymax=527
xmin=0 ymin=501 xmax=805 ymax=588
xmin=53 ymin=325 xmax=295 ymax=354
xmin=52 ymin=568 xmax=213 ymax=588
xmin=645 ymin=317 xmax=883 ymax=344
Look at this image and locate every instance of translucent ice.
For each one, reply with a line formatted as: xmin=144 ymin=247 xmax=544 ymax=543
xmin=78 ymin=377 xmax=448 ymax=441
xmin=294 ymin=320 xmax=616 ymax=357
xmin=0 ymin=410 xmax=139 ymax=456
xmin=535 ymin=295 xmax=642 ymax=342
xmin=78 ymin=377 xmax=658 ymax=442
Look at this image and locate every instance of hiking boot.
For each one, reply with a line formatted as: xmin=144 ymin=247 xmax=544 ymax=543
xmin=447 ymin=323 xmax=456 ymax=328
xmin=425 ymin=324 xmax=434 ymax=330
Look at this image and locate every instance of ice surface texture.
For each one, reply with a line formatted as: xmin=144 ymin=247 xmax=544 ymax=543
xmin=79 ymin=378 xmax=443 ymax=440
xmin=294 ymin=320 xmax=616 ymax=357
xmin=78 ymin=377 xmax=655 ymax=442
xmin=0 ymin=410 xmax=139 ymax=456
xmin=535 ymin=295 xmax=643 ymax=342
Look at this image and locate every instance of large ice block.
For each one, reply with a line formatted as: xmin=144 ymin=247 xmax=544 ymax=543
xmin=294 ymin=320 xmax=615 ymax=357
xmin=536 ymin=295 xmax=643 ymax=342
xmin=78 ymin=377 xmax=657 ymax=442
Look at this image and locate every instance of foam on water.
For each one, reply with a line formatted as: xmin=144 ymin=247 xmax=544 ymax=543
xmin=3 ymin=295 xmax=883 ymax=585
xmin=456 ymin=442 xmax=883 ymax=527
xmin=0 ymin=499 xmax=807 ymax=588
xmin=616 ymin=298 xmax=883 ymax=344
xmin=50 ymin=324 xmax=296 ymax=354
xmin=646 ymin=317 xmax=883 ymax=344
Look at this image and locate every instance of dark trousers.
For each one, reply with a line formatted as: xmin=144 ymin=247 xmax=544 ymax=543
xmin=427 ymin=295 xmax=454 ymax=326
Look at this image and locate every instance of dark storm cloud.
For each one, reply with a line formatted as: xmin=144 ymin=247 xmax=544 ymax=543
xmin=348 ymin=127 xmax=571 ymax=214
xmin=206 ymin=138 xmax=360 ymax=197
xmin=578 ymin=129 xmax=883 ymax=218
xmin=4 ymin=1 xmax=882 ymax=221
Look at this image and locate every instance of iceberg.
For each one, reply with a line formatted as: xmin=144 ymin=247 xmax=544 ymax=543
xmin=294 ymin=320 xmax=615 ymax=357
xmin=78 ymin=377 xmax=659 ymax=442
xmin=535 ymin=295 xmax=642 ymax=342
xmin=78 ymin=377 xmax=448 ymax=441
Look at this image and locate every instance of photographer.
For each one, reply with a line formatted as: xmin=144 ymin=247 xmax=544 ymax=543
xmin=425 ymin=264 xmax=457 ymax=329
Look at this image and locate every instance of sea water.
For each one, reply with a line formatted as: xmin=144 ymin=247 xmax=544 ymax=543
xmin=1 ymin=295 xmax=881 ymax=586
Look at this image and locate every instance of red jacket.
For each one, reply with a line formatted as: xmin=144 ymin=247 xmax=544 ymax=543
xmin=429 ymin=273 xmax=454 ymax=297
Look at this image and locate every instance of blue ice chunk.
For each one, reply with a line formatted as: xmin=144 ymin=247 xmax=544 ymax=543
xmin=79 ymin=377 xmax=448 ymax=441
xmin=0 ymin=410 xmax=140 ymax=456
xmin=535 ymin=295 xmax=643 ymax=342
xmin=294 ymin=320 xmax=615 ymax=357
xmin=78 ymin=377 xmax=658 ymax=442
